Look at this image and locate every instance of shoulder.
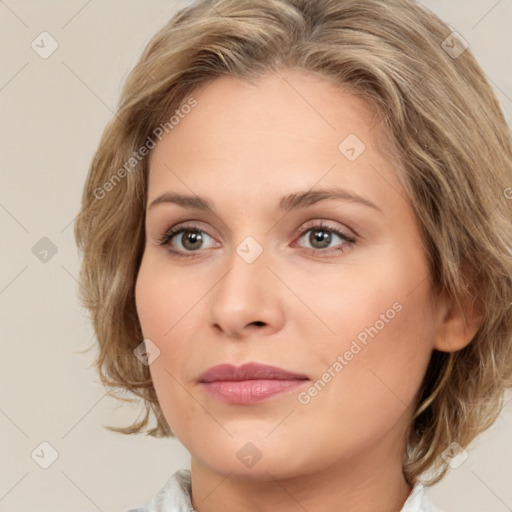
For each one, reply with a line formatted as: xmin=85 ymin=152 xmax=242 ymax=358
xmin=124 ymin=469 xmax=193 ymax=512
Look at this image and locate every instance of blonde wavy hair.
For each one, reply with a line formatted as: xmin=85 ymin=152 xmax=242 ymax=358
xmin=74 ymin=0 xmax=512 ymax=486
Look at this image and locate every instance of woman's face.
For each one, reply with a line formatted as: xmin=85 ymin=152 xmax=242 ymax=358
xmin=135 ymin=70 xmax=440 ymax=480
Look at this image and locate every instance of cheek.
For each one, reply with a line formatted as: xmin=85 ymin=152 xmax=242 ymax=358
xmin=290 ymin=300 xmax=434 ymax=460
xmin=134 ymin=254 xmax=205 ymax=432
xmin=296 ymin=247 xmax=436 ymax=430
xmin=135 ymin=254 xmax=201 ymax=348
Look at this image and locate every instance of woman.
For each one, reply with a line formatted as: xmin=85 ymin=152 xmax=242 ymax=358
xmin=74 ymin=0 xmax=512 ymax=510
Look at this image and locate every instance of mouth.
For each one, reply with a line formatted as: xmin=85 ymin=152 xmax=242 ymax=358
xmin=198 ymin=362 xmax=310 ymax=405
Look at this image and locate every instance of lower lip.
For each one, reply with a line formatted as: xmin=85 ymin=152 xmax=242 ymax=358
xmin=200 ymin=379 xmax=308 ymax=405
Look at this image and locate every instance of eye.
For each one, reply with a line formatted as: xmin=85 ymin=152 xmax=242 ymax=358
xmin=157 ymin=223 xmax=217 ymax=259
xmin=293 ymin=221 xmax=357 ymax=255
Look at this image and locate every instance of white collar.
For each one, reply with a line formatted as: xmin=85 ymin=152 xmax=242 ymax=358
xmin=400 ymin=481 xmax=443 ymax=512
xmin=127 ymin=469 xmax=443 ymax=512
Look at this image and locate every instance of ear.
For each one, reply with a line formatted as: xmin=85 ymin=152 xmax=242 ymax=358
xmin=433 ymin=288 xmax=484 ymax=352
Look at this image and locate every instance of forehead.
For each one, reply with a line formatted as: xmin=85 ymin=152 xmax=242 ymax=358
xmin=146 ymin=70 xmax=404 ymax=214
xmin=153 ymin=71 xmax=383 ymax=153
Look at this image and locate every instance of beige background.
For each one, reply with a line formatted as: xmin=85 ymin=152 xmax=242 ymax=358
xmin=1 ymin=1 xmax=511 ymax=511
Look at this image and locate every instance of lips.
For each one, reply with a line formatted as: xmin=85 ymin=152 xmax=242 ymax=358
xmin=198 ymin=362 xmax=309 ymax=383
xmin=198 ymin=363 xmax=310 ymax=405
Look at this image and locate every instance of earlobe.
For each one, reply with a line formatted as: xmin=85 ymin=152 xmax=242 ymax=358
xmin=433 ymin=291 xmax=484 ymax=353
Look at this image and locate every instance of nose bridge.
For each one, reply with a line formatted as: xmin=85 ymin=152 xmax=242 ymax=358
xmin=219 ymin=233 xmax=269 ymax=301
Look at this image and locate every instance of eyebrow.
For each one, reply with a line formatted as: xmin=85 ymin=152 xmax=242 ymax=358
xmin=148 ymin=187 xmax=382 ymax=213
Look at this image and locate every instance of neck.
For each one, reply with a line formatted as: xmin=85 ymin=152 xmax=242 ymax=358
xmin=189 ymin=441 xmax=413 ymax=512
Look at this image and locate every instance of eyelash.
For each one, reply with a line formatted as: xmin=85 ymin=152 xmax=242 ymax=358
xmin=157 ymin=221 xmax=357 ymax=259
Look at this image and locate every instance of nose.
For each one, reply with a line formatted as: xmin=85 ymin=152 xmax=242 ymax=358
xmin=208 ymin=241 xmax=286 ymax=339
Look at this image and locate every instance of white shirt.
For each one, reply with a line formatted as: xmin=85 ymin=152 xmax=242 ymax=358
xmin=125 ymin=469 xmax=443 ymax=512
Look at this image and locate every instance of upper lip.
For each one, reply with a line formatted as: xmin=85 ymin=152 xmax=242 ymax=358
xmin=198 ymin=363 xmax=310 ymax=383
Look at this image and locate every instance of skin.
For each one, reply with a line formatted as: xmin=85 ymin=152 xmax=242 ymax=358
xmin=135 ymin=69 xmax=481 ymax=512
